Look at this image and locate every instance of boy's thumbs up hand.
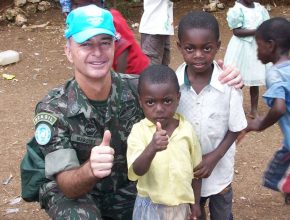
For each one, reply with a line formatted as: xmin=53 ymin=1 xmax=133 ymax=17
xmin=149 ymin=122 xmax=168 ymax=152
xmin=90 ymin=130 xmax=115 ymax=179
xmin=156 ymin=121 xmax=162 ymax=132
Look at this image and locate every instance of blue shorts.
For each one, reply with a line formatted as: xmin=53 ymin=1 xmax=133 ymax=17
xmin=263 ymin=146 xmax=290 ymax=193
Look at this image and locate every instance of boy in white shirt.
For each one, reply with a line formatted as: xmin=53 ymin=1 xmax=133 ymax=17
xmin=176 ymin=11 xmax=247 ymax=220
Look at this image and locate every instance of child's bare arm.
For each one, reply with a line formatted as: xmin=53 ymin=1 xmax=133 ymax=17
xmin=189 ymin=178 xmax=202 ymax=220
xmin=233 ymin=28 xmax=256 ymax=37
xmin=247 ymin=98 xmax=286 ymax=132
xmin=132 ymin=122 xmax=168 ymax=176
xmin=194 ymin=131 xmax=239 ymax=178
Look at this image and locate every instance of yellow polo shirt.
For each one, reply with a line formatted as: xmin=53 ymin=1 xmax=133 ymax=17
xmin=127 ymin=113 xmax=202 ymax=206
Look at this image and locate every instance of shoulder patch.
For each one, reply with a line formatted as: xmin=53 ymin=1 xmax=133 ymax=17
xmin=35 ymin=123 xmax=52 ymax=145
xmin=34 ymin=112 xmax=57 ymax=126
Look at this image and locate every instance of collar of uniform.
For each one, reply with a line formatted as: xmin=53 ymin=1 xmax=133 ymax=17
xmin=66 ymin=71 xmax=121 ymax=118
xmin=66 ymin=79 xmax=89 ymax=117
xmin=182 ymin=61 xmax=225 ymax=93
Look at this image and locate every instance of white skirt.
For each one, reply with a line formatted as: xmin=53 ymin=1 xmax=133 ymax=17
xmin=224 ymin=36 xmax=267 ymax=86
xmin=132 ymin=195 xmax=191 ymax=220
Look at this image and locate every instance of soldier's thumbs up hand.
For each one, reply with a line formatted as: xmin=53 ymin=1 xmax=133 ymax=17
xmin=90 ymin=130 xmax=115 ymax=179
xmin=149 ymin=122 xmax=168 ymax=152
xmin=100 ymin=130 xmax=111 ymax=146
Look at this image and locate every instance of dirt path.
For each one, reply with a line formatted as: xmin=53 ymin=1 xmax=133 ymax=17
xmin=0 ymin=1 xmax=289 ymax=219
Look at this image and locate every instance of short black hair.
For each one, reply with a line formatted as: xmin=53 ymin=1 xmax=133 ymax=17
xmin=178 ymin=10 xmax=220 ymax=41
xmin=256 ymin=17 xmax=290 ymax=53
xmin=138 ymin=64 xmax=180 ymax=95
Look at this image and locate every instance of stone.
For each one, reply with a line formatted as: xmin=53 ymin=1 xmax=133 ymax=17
xmin=14 ymin=0 xmax=27 ymax=7
xmin=27 ymin=0 xmax=40 ymax=3
xmin=216 ymin=2 xmax=225 ymax=10
xmin=203 ymin=2 xmax=217 ymax=12
xmin=25 ymin=4 xmax=38 ymax=14
xmin=37 ymin=1 xmax=51 ymax=12
xmin=0 ymin=15 xmax=5 ymax=22
xmin=15 ymin=14 xmax=27 ymax=26
xmin=5 ymin=8 xmax=18 ymax=21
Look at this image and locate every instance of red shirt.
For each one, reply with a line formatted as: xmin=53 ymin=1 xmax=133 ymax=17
xmin=111 ymin=9 xmax=150 ymax=75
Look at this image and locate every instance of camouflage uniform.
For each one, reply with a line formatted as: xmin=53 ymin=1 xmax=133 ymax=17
xmin=34 ymin=71 xmax=144 ymax=220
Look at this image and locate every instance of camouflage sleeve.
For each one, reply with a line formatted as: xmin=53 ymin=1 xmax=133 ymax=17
xmin=34 ymin=100 xmax=80 ymax=180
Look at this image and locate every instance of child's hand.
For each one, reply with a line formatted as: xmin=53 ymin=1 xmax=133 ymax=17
xmin=149 ymin=122 xmax=168 ymax=152
xmin=194 ymin=152 xmax=219 ymax=178
xmin=217 ymin=60 xmax=243 ymax=89
xmin=188 ymin=204 xmax=201 ymax=220
xmin=247 ymin=117 xmax=262 ymax=131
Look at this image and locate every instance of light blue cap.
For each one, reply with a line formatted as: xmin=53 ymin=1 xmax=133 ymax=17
xmin=65 ymin=4 xmax=116 ymax=43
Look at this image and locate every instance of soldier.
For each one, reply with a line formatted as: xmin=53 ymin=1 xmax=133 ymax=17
xmin=29 ymin=5 xmax=143 ymax=219
xmin=21 ymin=4 xmax=242 ymax=220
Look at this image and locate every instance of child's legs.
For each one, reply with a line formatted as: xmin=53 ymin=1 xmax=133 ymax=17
xmin=162 ymin=35 xmax=170 ymax=66
xmin=133 ymin=195 xmax=190 ymax=220
xmin=140 ymin=33 xmax=168 ymax=65
xmin=249 ymin=86 xmax=259 ymax=117
xmin=199 ymin=197 xmax=208 ymax=220
xmin=159 ymin=203 xmax=190 ymax=220
xmin=200 ymin=184 xmax=233 ymax=220
xmin=263 ymin=146 xmax=290 ymax=192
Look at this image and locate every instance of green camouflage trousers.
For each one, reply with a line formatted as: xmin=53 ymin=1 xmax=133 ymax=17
xmin=40 ymin=181 xmax=136 ymax=220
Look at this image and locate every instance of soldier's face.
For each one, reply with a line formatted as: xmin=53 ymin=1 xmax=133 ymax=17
xmin=139 ymin=82 xmax=180 ymax=129
xmin=65 ymin=34 xmax=115 ymax=81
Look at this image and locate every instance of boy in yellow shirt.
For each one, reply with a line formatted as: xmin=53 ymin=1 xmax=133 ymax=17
xmin=127 ymin=64 xmax=202 ymax=220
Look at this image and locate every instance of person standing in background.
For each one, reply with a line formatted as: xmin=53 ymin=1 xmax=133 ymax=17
xmin=139 ymin=0 xmax=174 ymax=65
xmin=224 ymin=0 xmax=270 ymax=119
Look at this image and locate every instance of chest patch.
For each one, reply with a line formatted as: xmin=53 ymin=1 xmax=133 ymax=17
xmin=71 ymin=134 xmax=98 ymax=145
xmin=85 ymin=123 xmax=97 ymax=136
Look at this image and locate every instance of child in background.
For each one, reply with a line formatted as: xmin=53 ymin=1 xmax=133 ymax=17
xmin=110 ymin=8 xmax=150 ymax=74
xmin=175 ymin=11 xmax=247 ymax=219
xmin=224 ymin=0 xmax=270 ymax=118
xmin=59 ymin=0 xmax=150 ymax=74
xmin=127 ymin=64 xmax=202 ymax=220
xmin=240 ymin=17 xmax=290 ymax=204
xmin=139 ymin=0 xmax=174 ymax=65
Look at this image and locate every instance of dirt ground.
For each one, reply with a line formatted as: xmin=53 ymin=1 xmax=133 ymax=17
xmin=0 ymin=1 xmax=290 ymax=219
